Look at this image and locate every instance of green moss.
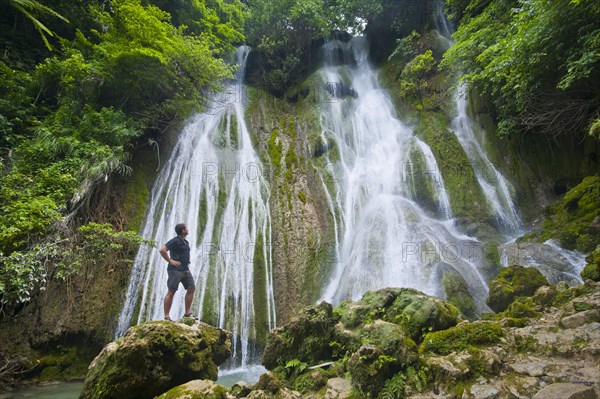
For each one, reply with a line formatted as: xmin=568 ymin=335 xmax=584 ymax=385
xmin=502 ymin=297 xmax=542 ymax=319
xmin=197 ymin=191 xmax=208 ymax=239
xmin=531 ymin=176 xmax=600 ymax=252
xmin=486 ymin=265 xmax=549 ymax=312
xmin=419 ymin=321 xmax=504 ymax=356
xmin=553 ymin=281 xmax=597 ymax=306
xmin=442 ymin=273 xmax=477 ymax=319
xmin=385 ymin=289 xmax=461 ymax=344
xmin=513 ymin=334 xmax=540 ymax=353
xmin=303 ymin=230 xmax=336 ymax=304
xmin=252 ymin=235 xmax=269 ymax=344
xmin=581 ymin=246 xmax=600 ymax=281
xmin=123 ymin=148 xmax=155 ymax=232
xmin=293 ymin=368 xmax=329 ymax=393
xmin=297 ymin=191 xmax=307 ymax=204
xmin=268 ymin=129 xmax=283 ymax=177
xmin=483 ymin=243 xmax=501 ymax=270
xmin=407 ymin=146 xmax=438 ymax=214
xmin=157 ymin=382 xmax=229 ymax=399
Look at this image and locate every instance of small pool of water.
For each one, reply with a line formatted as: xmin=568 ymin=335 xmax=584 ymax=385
xmin=0 ymin=381 xmax=83 ymax=399
xmin=216 ymin=365 xmax=266 ymax=387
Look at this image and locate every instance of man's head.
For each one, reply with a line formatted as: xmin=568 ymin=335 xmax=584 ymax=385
xmin=175 ymin=223 xmax=188 ymax=236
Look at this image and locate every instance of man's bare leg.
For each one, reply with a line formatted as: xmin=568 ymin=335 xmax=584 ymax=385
xmin=184 ymin=287 xmax=195 ymax=316
xmin=164 ymin=290 xmax=176 ymax=319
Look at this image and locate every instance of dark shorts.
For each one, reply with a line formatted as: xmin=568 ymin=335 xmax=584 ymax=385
xmin=167 ymin=269 xmax=196 ymax=291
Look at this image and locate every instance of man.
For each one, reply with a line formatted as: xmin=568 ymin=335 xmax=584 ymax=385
xmin=159 ymin=223 xmax=196 ymax=321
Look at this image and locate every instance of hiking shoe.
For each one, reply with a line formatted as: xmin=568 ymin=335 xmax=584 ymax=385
xmin=183 ymin=313 xmax=198 ymax=321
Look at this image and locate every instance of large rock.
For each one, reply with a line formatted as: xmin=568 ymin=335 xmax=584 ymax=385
xmin=262 ymin=302 xmax=335 ymax=369
xmin=323 ymin=377 xmax=352 ymax=399
xmin=560 ymin=309 xmax=600 ymax=329
xmin=335 ymin=288 xmax=461 ymax=343
xmin=531 ymin=383 xmax=596 ymax=399
xmin=487 ymin=265 xmax=549 ymax=312
xmin=79 ymin=321 xmax=231 ymax=399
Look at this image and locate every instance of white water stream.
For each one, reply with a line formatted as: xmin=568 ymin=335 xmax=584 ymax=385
xmin=116 ymin=47 xmax=276 ymax=367
xmin=317 ymin=38 xmax=495 ymax=309
xmin=451 ymin=84 xmax=521 ymax=233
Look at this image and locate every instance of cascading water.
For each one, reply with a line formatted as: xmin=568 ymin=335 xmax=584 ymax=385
xmin=317 ymin=37 xmax=492 ymax=309
xmin=116 ymin=47 xmax=276 ymax=368
xmin=451 ymin=84 xmax=521 ymax=234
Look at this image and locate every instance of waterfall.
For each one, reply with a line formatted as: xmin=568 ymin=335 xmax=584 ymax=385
xmin=432 ymin=0 xmax=453 ymax=40
xmin=116 ymin=47 xmax=276 ymax=368
xmin=317 ymin=37 xmax=491 ymax=309
xmin=451 ymin=84 xmax=521 ymax=234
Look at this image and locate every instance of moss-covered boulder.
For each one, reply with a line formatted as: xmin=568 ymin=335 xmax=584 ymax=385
xmin=383 ymin=288 xmax=462 ymax=343
xmin=487 ymin=265 xmax=549 ymax=312
xmin=156 ymin=380 xmax=232 ymax=399
xmin=581 ymin=246 xmax=600 ymax=281
xmin=79 ymin=321 xmax=231 ymax=399
xmin=419 ymin=321 xmax=504 ymax=356
xmin=334 ymin=288 xmax=461 ymax=344
xmin=262 ymin=302 xmax=336 ymax=370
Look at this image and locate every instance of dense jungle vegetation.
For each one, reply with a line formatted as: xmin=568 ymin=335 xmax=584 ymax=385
xmin=0 ymin=0 xmax=599 ymax=329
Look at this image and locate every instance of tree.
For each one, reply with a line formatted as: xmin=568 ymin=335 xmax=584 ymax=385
xmin=7 ymin=0 xmax=69 ymax=50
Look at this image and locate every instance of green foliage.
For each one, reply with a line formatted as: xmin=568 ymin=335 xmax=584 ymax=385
xmin=0 ymin=223 xmax=148 ymax=310
xmin=398 ymin=50 xmax=436 ymax=99
xmin=284 ymin=358 xmax=309 ymax=377
xmin=388 ymin=31 xmax=422 ymax=73
xmin=378 ymin=372 xmax=406 ymax=399
xmin=443 ymin=0 xmax=600 ymax=137
xmin=590 ymin=118 xmax=600 ymax=139
xmin=148 ymin=0 xmax=246 ymax=55
xmin=245 ymin=0 xmax=389 ymax=92
xmin=0 ymin=0 xmax=241 ymax=285
xmin=0 ymin=61 xmax=37 ymax=147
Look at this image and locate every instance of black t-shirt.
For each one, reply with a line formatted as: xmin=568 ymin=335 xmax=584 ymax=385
xmin=165 ymin=236 xmax=190 ymax=271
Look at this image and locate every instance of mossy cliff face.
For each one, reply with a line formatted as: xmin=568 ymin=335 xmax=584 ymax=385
xmin=79 ymin=321 xmax=231 ymax=399
xmin=246 ymin=86 xmax=335 ymax=325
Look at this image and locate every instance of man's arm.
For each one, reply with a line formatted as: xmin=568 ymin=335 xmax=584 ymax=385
xmin=160 ymin=246 xmax=181 ymax=267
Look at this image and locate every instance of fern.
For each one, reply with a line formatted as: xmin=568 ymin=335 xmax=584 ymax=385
xmin=378 ymin=372 xmax=406 ymax=399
